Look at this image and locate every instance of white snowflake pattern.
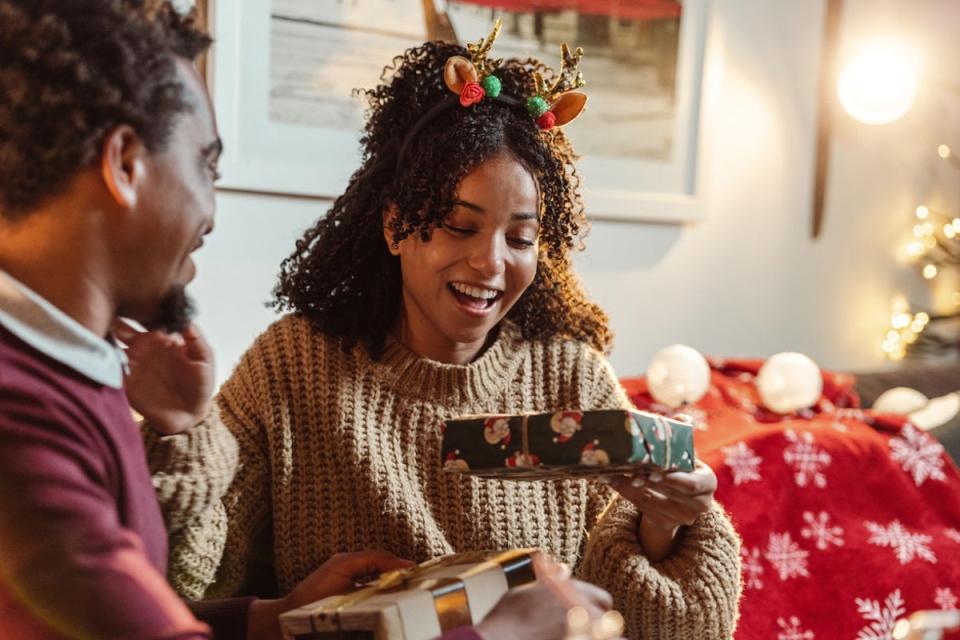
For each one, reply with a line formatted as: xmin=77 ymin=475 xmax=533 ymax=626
xmin=865 ymin=520 xmax=937 ymax=565
xmin=944 ymin=528 xmax=960 ymax=544
xmin=777 ymin=616 xmax=815 ymax=640
xmin=783 ymin=430 xmax=831 ymax=488
xmin=741 ymin=546 xmax=764 ymax=590
xmin=765 ymin=531 xmax=810 ymax=580
xmin=800 ymin=511 xmax=844 ymax=550
xmin=722 ymin=441 xmax=763 ymax=485
xmin=855 ymin=589 xmax=905 ymax=640
xmin=889 ymin=423 xmax=946 ymax=486
xmin=934 ymin=587 xmax=958 ymax=610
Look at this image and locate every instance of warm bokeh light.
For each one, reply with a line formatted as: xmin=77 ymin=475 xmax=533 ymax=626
xmin=905 ymin=240 xmax=925 ymax=257
xmin=838 ymin=43 xmax=919 ymax=124
xmin=923 ymin=264 xmax=938 ymax=279
xmin=882 ymin=300 xmax=930 ymax=361
xmin=939 ymin=144 xmax=951 ymax=159
xmin=916 ymin=205 xmax=929 ymax=219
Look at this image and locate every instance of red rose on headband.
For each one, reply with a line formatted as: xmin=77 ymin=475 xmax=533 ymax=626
xmin=536 ymin=111 xmax=557 ymax=130
xmin=460 ymin=81 xmax=485 ymax=107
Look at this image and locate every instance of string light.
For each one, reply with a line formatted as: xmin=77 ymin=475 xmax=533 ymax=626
xmin=881 ymin=302 xmax=928 ymax=361
xmin=939 ymin=144 xmax=951 ymax=159
xmin=916 ymin=205 xmax=929 ymax=219
xmin=923 ymin=264 xmax=938 ymax=279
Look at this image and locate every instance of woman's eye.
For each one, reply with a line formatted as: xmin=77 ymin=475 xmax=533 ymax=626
xmin=443 ymin=223 xmax=472 ymax=235
xmin=508 ymin=237 xmax=536 ymax=248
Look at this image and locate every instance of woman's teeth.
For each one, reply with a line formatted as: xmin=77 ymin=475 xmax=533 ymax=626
xmin=450 ymin=282 xmax=500 ymax=300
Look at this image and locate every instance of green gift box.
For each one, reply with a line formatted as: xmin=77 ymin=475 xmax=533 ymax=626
xmin=441 ymin=409 xmax=696 ymax=479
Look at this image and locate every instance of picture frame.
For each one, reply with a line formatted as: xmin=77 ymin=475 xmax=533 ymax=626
xmin=205 ymin=0 xmax=710 ymax=223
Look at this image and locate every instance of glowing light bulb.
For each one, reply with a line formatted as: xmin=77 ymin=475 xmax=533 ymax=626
xmin=923 ymin=264 xmax=938 ymax=279
xmin=939 ymin=144 xmax=951 ymax=159
xmin=906 ymin=241 xmax=925 ymax=257
xmin=945 ymin=224 xmax=956 ymax=239
xmin=838 ymin=43 xmax=919 ymax=125
xmin=892 ymin=312 xmax=911 ymax=329
xmin=916 ymin=205 xmax=929 ymax=219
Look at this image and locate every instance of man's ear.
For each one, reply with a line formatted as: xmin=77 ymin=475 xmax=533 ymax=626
xmin=100 ymin=125 xmax=147 ymax=210
xmin=383 ymin=204 xmax=401 ymax=256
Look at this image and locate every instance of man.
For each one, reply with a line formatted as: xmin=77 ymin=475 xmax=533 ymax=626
xmin=0 ymin=1 xmax=612 ymax=638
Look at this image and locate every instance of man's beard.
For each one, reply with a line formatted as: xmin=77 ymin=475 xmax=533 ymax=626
xmin=145 ymin=286 xmax=196 ymax=333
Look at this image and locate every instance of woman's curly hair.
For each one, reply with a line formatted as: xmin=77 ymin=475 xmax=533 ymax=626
xmin=0 ymin=0 xmax=210 ymax=218
xmin=273 ymin=40 xmax=612 ymax=357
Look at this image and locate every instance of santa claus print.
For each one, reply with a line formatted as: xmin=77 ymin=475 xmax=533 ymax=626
xmin=580 ymin=441 xmax=610 ymax=466
xmin=483 ymin=417 xmax=512 ymax=449
xmin=505 ymin=452 xmax=540 ymax=468
xmin=550 ymin=411 xmax=583 ymax=443
xmin=443 ymin=451 xmax=469 ymax=472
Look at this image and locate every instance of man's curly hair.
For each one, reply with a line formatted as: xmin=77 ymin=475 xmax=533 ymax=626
xmin=273 ymin=40 xmax=612 ymax=357
xmin=0 ymin=0 xmax=210 ymax=218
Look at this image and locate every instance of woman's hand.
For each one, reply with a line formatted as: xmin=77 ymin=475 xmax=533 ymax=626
xmin=113 ymin=319 xmax=215 ymax=435
xmin=606 ymin=460 xmax=718 ymax=561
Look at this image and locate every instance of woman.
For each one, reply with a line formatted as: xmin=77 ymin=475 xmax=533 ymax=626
xmin=137 ymin=36 xmax=741 ymax=639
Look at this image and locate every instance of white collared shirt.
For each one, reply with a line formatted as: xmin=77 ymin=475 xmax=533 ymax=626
xmin=0 ymin=269 xmax=127 ymax=388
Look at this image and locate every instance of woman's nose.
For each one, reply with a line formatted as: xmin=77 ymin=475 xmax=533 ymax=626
xmin=466 ymin=234 xmax=505 ymax=278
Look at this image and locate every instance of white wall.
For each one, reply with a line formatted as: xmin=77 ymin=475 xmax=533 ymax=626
xmin=192 ymin=0 xmax=960 ymax=387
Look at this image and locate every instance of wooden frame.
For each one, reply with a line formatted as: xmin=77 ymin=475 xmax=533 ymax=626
xmin=203 ymin=0 xmax=711 ymax=223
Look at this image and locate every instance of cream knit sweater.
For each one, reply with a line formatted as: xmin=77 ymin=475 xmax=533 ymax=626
xmin=144 ymin=315 xmax=742 ymax=639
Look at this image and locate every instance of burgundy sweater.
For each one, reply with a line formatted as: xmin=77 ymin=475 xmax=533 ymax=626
xmin=0 ymin=325 xmax=252 ymax=639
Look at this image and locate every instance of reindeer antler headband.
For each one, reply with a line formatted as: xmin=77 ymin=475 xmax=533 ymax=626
xmin=396 ymin=19 xmax=588 ymax=172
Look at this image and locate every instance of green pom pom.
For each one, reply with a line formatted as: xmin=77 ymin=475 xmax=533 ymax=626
xmin=526 ymin=95 xmax=549 ymax=118
xmin=481 ymin=75 xmax=501 ymax=98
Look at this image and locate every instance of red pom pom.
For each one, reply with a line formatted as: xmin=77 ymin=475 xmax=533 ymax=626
xmin=460 ymin=82 xmax=485 ymax=107
xmin=536 ymin=111 xmax=557 ymax=130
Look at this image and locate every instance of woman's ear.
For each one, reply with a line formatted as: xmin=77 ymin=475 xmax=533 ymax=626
xmin=383 ymin=204 xmax=401 ymax=256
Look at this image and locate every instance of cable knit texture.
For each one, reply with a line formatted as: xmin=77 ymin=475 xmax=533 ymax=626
xmin=148 ymin=314 xmax=742 ymax=639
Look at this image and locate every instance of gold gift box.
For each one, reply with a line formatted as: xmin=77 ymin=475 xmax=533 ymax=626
xmin=280 ymin=550 xmax=537 ymax=640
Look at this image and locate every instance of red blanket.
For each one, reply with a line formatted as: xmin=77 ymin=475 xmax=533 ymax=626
xmin=622 ymin=359 xmax=960 ymax=639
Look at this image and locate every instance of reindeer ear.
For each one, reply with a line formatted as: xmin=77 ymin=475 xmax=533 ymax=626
xmin=444 ymin=56 xmax=480 ymax=95
xmin=551 ymin=92 xmax=587 ymax=126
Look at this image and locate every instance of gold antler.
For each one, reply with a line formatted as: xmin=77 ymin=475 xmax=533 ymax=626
xmin=466 ymin=17 xmax=504 ymax=78
xmin=545 ymin=43 xmax=585 ymax=102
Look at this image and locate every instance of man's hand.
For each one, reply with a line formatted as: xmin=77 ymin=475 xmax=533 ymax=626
xmin=606 ymin=460 xmax=718 ymax=561
xmin=113 ymin=319 xmax=215 ymax=435
xmin=475 ymin=556 xmax=619 ymax=640
xmin=283 ymin=550 xmax=416 ymax=611
xmin=248 ymin=550 xmax=415 ymax=640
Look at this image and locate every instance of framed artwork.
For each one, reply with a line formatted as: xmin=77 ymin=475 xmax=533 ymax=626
xmin=206 ymin=0 xmax=709 ymax=222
